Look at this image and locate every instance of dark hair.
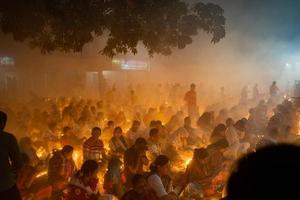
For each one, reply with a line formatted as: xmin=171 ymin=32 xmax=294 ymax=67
xmin=150 ymin=155 xmax=169 ymax=173
xmin=149 ymin=128 xmax=159 ymax=137
xmin=62 ymin=145 xmax=74 ymax=154
xmin=193 ymin=148 xmax=209 ymax=160
xmin=108 ymin=121 xmax=114 ymax=126
xmin=211 ymin=124 xmax=226 ymax=136
xmin=226 ymin=118 xmax=234 ymax=126
xmin=79 ymin=160 xmax=99 ymax=177
xmin=92 ymin=127 xmax=101 ymax=135
xmin=132 ymin=120 xmax=140 ymax=126
xmin=63 ymin=126 xmax=72 ymax=134
xmin=149 ymin=120 xmax=156 ymax=127
xmin=234 ymin=119 xmax=247 ymax=131
xmin=132 ymin=174 xmax=145 ymax=186
xmin=184 ymin=117 xmax=191 ymax=123
xmin=0 ymin=111 xmax=7 ymax=130
xmin=114 ymin=126 xmax=122 ymax=134
xmin=135 ymin=137 xmax=147 ymax=146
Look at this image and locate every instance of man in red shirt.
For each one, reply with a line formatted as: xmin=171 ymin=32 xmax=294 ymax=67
xmin=184 ymin=83 xmax=198 ymax=119
xmin=83 ymin=127 xmax=105 ymax=164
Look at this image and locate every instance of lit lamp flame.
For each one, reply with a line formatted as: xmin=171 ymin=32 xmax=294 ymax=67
xmin=72 ymin=150 xmax=82 ymax=168
xmin=36 ymin=170 xmax=47 ymax=178
xmin=36 ymin=147 xmax=47 ymax=159
xmin=185 ymin=158 xmax=192 ymax=168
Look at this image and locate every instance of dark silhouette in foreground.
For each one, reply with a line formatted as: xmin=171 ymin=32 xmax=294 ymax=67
xmin=0 ymin=111 xmax=23 ymax=200
xmin=227 ymin=144 xmax=300 ymax=200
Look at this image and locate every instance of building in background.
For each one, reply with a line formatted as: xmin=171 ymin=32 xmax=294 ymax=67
xmin=0 ymin=55 xmax=17 ymax=96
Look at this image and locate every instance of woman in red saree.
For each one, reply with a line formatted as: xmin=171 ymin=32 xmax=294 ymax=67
xmin=64 ymin=160 xmax=100 ymax=200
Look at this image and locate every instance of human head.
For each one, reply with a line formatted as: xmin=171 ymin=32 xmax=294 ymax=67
xmin=193 ymin=148 xmax=209 ymax=163
xmin=184 ymin=117 xmax=191 ymax=127
xmin=80 ymin=160 xmax=99 ymax=179
xmin=91 ymin=127 xmax=101 ymax=138
xmin=107 ymin=121 xmax=114 ymax=128
xmin=211 ymin=124 xmax=227 ymax=140
xmin=149 ymin=120 xmax=156 ymax=128
xmin=131 ymin=120 xmax=141 ymax=132
xmin=190 ymin=83 xmax=196 ymax=91
xmin=227 ymin=145 xmax=300 ymax=200
xmin=132 ymin=174 xmax=147 ymax=194
xmin=62 ymin=145 xmax=74 ymax=160
xmin=234 ymin=119 xmax=247 ymax=132
xmin=226 ymin=118 xmax=235 ymax=127
xmin=272 ymin=81 xmax=276 ymax=85
xmin=0 ymin=111 xmax=7 ymax=131
xmin=150 ymin=155 xmax=170 ymax=176
xmin=134 ymin=137 xmax=148 ymax=151
xmin=113 ymin=126 xmax=123 ymax=137
xmin=149 ymin=128 xmax=159 ymax=142
xmin=63 ymin=126 xmax=72 ymax=136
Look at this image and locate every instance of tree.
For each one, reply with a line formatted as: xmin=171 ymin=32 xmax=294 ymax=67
xmin=0 ymin=0 xmax=225 ymax=57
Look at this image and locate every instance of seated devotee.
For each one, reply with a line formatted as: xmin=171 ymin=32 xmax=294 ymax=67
xmin=224 ymin=118 xmax=250 ymax=159
xmin=210 ymin=124 xmax=227 ymax=144
xmin=61 ymin=126 xmax=82 ymax=148
xmin=19 ymin=137 xmax=40 ymax=166
xmin=197 ymin=112 xmax=215 ymax=138
xmin=170 ymin=127 xmax=189 ymax=151
xmin=103 ymin=157 xmax=126 ymax=198
xmin=127 ymin=120 xmax=142 ymax=146
xmin=48 ymin=145 xmax=76 ymax=200
xmin=179 ymin=148 xmax=220 ymax=199
xmin=83 ymin=127 xmax=106 ymax=165
xmin=121 ymin=174 xmax=158 ymax=200
xmin=163 ymin=127 xmax=189 ymax=164
xmin=109 ymin=127 xmax=129 ymax=157
xmin=147 ymin=155 xmax=177 ymax=200
xmin=65 ymin=160 xmax=101 ymax=200
xmin=148 ymin=128 xmax=162 ymax=162
xmin=124 ymin=138 xmax=149 ymax=189
xmin=165 ymin=111 xmax=184 ymax=133
xmin=17 ymin=153 xmax=52 ymax=200
xmin=174 ymin=117 xmax=197 ymax=145
xmin=45 ymin=122 xmax=60 ymax=150
xmin=226 ymin=145 xmax=300 ymax=200
xmin=206 ymin=139 xmax=229 ymax=170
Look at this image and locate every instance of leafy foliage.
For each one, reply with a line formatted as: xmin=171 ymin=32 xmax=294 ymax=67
xmin=0 ymin=0 xmax=225 ymax=57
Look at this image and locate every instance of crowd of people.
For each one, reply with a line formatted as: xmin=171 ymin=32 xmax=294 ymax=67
xmin=0 ymin=81 xmax=299 ymax=200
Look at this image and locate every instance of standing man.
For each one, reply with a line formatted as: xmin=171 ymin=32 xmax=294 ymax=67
xmin=184 ymin=83 xmax=198 ymax=120
xmin=270 ymin=81 xmax=279 ymax=98
xmin=0 ymin=111 xmax=23 ymax=200
xmin=83 ymin=127 xmax=105 ymax=164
